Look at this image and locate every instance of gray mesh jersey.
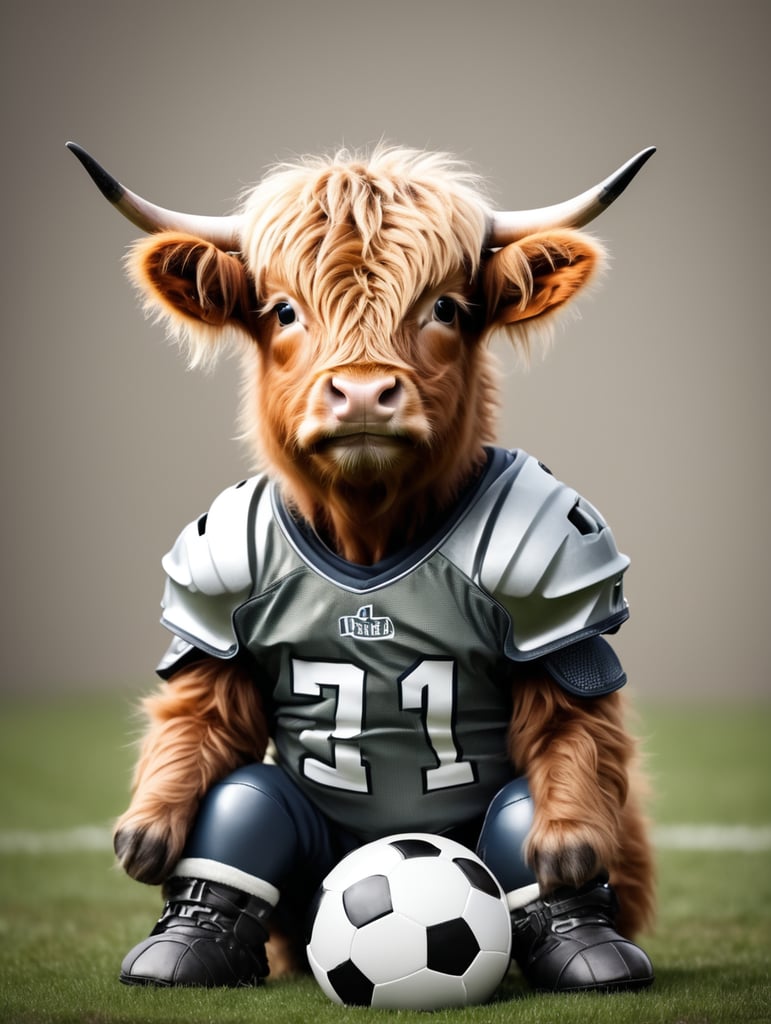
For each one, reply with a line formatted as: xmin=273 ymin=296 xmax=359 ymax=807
xmin=158 ymin=447 xmax=630 ymax=841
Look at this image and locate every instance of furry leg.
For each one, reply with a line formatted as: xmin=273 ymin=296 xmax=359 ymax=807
xmin=508 ymin=674 xmax=655 ymax=937
xmin=609 ymin=780 xmax=656 ymax=937
xmin=114 ymin=657 xmax=268 ymax=885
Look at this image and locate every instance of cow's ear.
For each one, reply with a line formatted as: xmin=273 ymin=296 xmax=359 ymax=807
xmin=485 ymin=229 xmax=605 ymax=327
xmin=127 ymin=232 xmax=256 ymax=339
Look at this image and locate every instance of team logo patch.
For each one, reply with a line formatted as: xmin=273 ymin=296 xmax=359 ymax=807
xmin=339 ymin=605 xmax=395 ymax=640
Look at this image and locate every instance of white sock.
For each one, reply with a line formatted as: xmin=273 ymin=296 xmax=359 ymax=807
xmin=172 ymin=857 xmax=280 ymax=906
xmin=505 ymin=882 xmax=541 ymax=912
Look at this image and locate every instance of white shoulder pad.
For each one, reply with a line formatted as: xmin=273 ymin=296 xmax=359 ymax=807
xmin=443 ymin=452 xmax=629 ymax=658
xmin=159 ymin=476 xmax=266 ymax=657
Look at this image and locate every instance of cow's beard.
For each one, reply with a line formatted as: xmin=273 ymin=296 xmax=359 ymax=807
xmin=313 ymin=432 xmax=417 ymax=484
xmin=265 ymin=413 xmax=489 ymax=564
xmin=281 ymin=433 xmax=440 ymax=563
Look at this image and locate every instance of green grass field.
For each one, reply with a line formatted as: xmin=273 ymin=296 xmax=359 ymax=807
xmin=0 ymin=694 xmax=769 ymax=1024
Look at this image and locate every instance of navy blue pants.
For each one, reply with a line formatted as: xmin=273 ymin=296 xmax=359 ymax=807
xmin=178 ymin=763 xmax=537 ymax=908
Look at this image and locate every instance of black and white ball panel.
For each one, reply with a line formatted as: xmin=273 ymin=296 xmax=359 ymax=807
xmin=308 ymin=833 xmax=512 ymax=1009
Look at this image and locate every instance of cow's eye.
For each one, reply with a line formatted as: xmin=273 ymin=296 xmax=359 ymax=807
xmin=274 ymin=301 xmax=297 ymax=326
xmin=433 ymin=297 xmax=457 ymax=325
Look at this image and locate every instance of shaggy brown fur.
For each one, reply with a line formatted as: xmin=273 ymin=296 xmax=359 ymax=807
xmin=116 ymin=658 xmax=654 ymax=974
xmin=111 ymin=148 xmax=654 ymax=973
xmin=114 ymin=660 xmax=268 ymax=885
xmin=508 ymin=673 xmax=655 ymax=937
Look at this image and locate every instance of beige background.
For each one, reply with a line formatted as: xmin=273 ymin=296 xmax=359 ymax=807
xmin=2 ymin=0 xmax=769 ymax=699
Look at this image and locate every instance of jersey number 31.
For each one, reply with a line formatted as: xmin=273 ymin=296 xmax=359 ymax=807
xmin=291 ymin=658 xmax=477 ymax=794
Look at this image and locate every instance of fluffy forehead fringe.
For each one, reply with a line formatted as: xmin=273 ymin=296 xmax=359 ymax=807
xmin=238 ymin=145 xmax=491 ymax=328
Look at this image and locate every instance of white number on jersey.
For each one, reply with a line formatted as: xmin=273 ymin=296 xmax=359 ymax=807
xmin=290 ymin=658 xmax=476 ymax=795
xmin=400 ymin=659 xmax=477 ymax=790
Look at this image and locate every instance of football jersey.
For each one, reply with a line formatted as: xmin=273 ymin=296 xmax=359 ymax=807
xmin=157 ymin=447 xmax=630 ymax=841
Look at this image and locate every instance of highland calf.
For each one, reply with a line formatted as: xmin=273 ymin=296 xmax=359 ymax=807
xmin=70 ymin=141 xmax=656 ymax=995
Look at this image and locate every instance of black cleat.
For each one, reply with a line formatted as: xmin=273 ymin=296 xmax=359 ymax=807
xmin=510 ymin=874 xmax=654 ymax=993
xmin=120 ymin=877 xmax=272 ymax=987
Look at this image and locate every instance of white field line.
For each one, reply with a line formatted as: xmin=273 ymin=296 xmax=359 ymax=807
xmin=653 ymin=824 xmax=771 ymax=852
xmin=0 ymin=824 xmax=770 ymax=854
xmin=0 ymin=825 xmax=113 ymax=853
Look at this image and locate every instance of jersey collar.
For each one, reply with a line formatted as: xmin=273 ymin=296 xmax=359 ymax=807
xmin=272 ymin=447 xmax=517 ymax=590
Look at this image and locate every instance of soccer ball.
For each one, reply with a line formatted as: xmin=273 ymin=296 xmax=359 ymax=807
xmin=306 ymin=833 xmax=512 ymax=1009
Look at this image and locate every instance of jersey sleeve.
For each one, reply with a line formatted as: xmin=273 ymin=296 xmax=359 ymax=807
xmin=156 ymin=476 xmax=266 ymax=675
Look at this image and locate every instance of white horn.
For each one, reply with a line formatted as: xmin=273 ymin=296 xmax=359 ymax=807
xmin=67 ymin=142 xmax=243 ymax=251
xmin=487 ymin=147 xmax=656 ymax=247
